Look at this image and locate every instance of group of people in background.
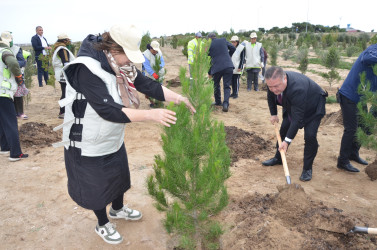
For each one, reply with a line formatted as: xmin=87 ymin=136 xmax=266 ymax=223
xmin=0 ymin=24 xmax=376 ymax=246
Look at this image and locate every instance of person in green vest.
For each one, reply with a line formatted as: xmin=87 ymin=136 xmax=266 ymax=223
xmin=187 ymin=32 xmax=204 ymax=79
xmin=0 ymin=31 xmax=28 ymax=161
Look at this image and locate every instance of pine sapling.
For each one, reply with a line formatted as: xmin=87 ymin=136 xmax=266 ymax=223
xmin=297 ymin=47 xmax=309 ymax=74
xmin=357 ymin=66 xmax=377 ymax=150
xmin=147 ymin=40 xmax=231 ymax=249
xmin=322 ymin=47 xmax=341 ymax=89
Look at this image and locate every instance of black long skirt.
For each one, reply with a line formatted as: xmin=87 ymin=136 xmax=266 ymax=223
xmin=64 ymin=143 xmax=131 ymax=210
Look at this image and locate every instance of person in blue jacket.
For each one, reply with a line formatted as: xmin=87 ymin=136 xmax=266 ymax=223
xmin=207 ymin=33 xmax=235 ymax=112
xmin=337 ymin=43 xmax=377 ymax=172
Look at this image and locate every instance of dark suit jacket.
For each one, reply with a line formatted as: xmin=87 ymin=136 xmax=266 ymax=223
xmin=267 ymin=71 xmax=327 ymax=139
xmin=31 ymin=34 xmax=49 ymax=58
xmin=208 ymin=38 xmax=235 ymax=75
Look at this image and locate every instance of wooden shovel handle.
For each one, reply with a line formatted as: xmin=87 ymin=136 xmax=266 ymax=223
xmin=352 ymin=226 xmax=377 ymax=234
xmin=274 ymin=123 xmax=291 ymax=184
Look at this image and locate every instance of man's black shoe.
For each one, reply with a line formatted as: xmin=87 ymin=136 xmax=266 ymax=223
xmin=299 ymin=169 xmax=312 ymax=182
xmin=230 ymin=93 xmax=235 ymax=97
xmin=349 ymin=155 xmax=368 ymax=165
xmin=222 ymin=102 xmax=229 ymax=112
xmin=337 ymin=162 xmax=360 ymax=172
xmin=211 ymin=102 xmax=222 ymax=106
xmin=262 ymin=157 xmax=282 ymax=166
xmin=232 ymin=94 xmax=238 ymax=99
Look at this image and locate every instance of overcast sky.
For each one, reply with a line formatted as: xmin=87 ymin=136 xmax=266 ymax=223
xmin=1 ymin=0 xmax=376 ymax=44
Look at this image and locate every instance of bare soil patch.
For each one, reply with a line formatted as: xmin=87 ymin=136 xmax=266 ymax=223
xmin=225 ymin=126 xmax=273 ymax=163
xmin=221 ymin=184 xmax=377 ymax=249
xmin=19 ymin=122 xmax=61 ymax=148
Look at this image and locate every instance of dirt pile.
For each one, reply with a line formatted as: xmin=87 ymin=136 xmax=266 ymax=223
xmin=321 ymin=110 xmax=343 ymax=126
xmin=222 ymin=184 xmax=376 ymax=249
xmin=19 ymin=122 xmax=61 ymax=148
xmin=365 ymin=159 xmax=377 ymax=181
xmin=225 ymin=126 xmax=273 ymax=163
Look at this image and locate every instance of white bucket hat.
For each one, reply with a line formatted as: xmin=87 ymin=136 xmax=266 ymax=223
xmin=109 ymin=24 xmax=144 ymax=64
xmin=250 ymin=32 xmax=257 ymax=38
xmin=0 ymin=31 xmax=13 ymax=47
xmin=150 ymin=40 xmax=160 ymax=51
xmin=57 ymin=33 xmax=70 ymax=40
xmin=230 ymin=35 xmax=239 ymax=42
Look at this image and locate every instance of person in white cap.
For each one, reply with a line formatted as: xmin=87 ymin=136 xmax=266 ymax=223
xmin=142 ymin=40 xmax=165 ymax=81
xmin=142 ymin=40 xmax=166 ymax=107
xmin=243 ymin=32 xmax=264 ymax=91
xmin=53 ymin=24 xmax=196 ymax=245
xmin=52 ymin=33 xmax=75 ymax=119
xmin=0 ymin=31 xmax=29 ymax=161
xmin=230 ymin=35 xmax=245 ymax=99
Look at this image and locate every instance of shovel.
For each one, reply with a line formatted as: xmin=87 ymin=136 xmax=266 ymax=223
xmin=274 ymin=123 xmax=291 ymax=184
xmin=349 ymin=226 xmax=377 ymax=234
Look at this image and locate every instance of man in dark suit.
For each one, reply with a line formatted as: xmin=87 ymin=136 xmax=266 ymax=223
xmin=262 ymin=67 xmax=327 ymax=181
xmin=207 ymin=33 xmax=235 ymax=112
xmin=31 ymin=26 xmax=51 ymax=87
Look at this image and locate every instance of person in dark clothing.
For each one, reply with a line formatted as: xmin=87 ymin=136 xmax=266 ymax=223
xmin=261 ymin=47 xmax=268 ymax=83
xmin=207 ymin=32 xmax=235 ymax=112
xmin=337 ymin=43 xmax=377 ymax=172
xmin=52 ymin=33 xmax=75 ymax=119
xmin=31 ymin=26 xmax=51 ymax=87
xmin=11 ymin=43 xmax=29 ymax=119
xmin=230 ymin=35 xmax=245 ymax=99
xmin=53 ymin=24 xmax=195 ymax=245
xmin=262 ymin=67 xmax=327 ymax=182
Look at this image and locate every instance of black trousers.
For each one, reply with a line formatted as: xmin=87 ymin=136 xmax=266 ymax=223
xmin=36 ymin=57 xmax=49 ymax=86
xmin=13 ymin=96 xmax=24 ymax=116
xmin=59 ymin=81 xmax=66 ymax=114
xmin=274 ymin=115 xmax=322 ymax=171
xmin=231 ymin=74 xmax=240 ymax=96
xmin=213 ymin=67 xmax=233 ymax=105
xmin=338 ymin=93 xmax=364 ymax=164
xmin=0 ymin=97 xmax=22 ymax=157
xmin=247 ymin=69 xmax=259 ymax=91
xmin=93 ymin=193 xmax=124 ymax=226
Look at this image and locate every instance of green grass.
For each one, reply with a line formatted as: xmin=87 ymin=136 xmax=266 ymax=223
xmin=326 ymin=96 xmax=338 ymax=104
xmin=308 ymin=58 xmax=353 ymax=70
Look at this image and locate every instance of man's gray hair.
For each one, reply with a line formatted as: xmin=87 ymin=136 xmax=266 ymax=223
xmin=265 ymin=66 xmax=285 ymax=80
xmin=36 ymin=26 xmax=42 ymax=31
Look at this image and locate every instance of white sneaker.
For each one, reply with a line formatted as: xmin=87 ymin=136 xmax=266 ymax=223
xmin=0 ymin=151 xmax=10 ymax=156
xmin=109 ymin=205 xmax=142 ymax=221
xmin=95 ymin=222 xmax=123 ymax=245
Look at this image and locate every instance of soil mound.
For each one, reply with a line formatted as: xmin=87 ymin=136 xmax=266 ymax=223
xmin=19 ymin=122 xmax=61 ymax=148
xmin=225 ymin=126 xmax=273 ymax=163
xmin=223 ymin=184 xmax=376 ymax=249
xmin=166 ymin=76 xmax=181 ymax=87
xmin=321 ymin=110 xmax=343 ymax=126
xmin=365 ymin=159 xmax=377 ymax=181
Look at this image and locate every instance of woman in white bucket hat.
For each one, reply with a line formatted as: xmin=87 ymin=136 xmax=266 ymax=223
xmin=53 ymin=24 xmax=195 ymax=244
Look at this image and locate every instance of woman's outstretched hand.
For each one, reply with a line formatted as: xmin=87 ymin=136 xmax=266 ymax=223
xmin=175 ymin=95 xmax=196 ymax=114
xmin=149 ymin=109 xmax=177 ymax=127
